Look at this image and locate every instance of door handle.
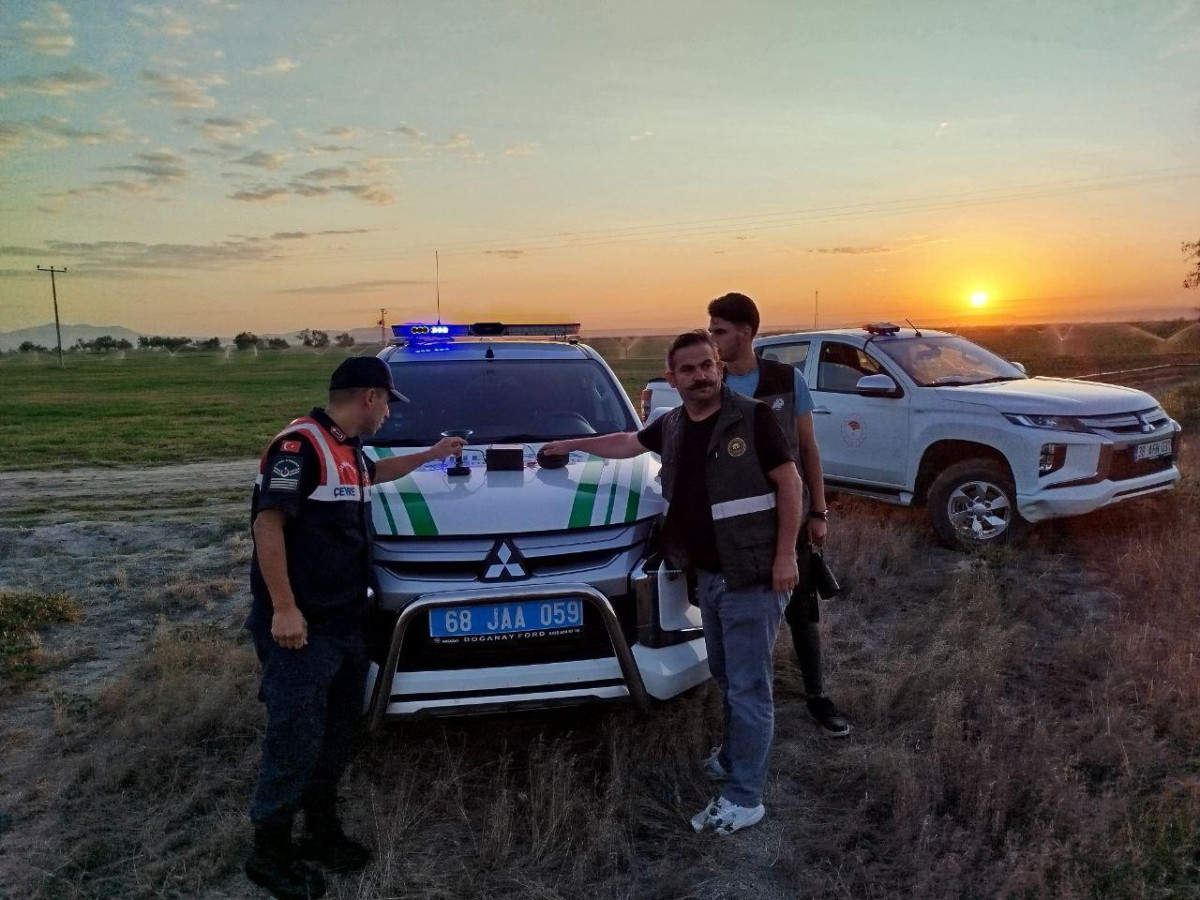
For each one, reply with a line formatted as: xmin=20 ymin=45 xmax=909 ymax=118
xmin=812 ymin=406 xmax=831 ymax=415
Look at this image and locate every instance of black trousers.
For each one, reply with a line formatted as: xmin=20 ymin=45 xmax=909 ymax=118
xmin=249 ymin=630 xmax=369 ymax=832
xmin=784 ymin=540 xmax=825 ymax=698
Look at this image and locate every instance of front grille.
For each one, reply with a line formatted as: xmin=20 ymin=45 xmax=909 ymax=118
xmin=378 ymin=545 xmax=622 ymax=582
xmin=391 ymin=593 xmax=638 ymax=671
xmin=374 ymin=524 xmax=644 ymax=584
xmin=1079 ymin=406 xmax=1171 ymax=436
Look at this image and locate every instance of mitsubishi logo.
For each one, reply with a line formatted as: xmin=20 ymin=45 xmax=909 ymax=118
xmin=1137 ymin=414 xmax=1154 ymax=434
xmin=481 ymin=539 xmax=528 ymax=581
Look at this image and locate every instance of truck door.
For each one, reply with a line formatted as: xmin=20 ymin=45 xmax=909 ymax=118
xmin=810 ymin=339 xmax=910 ymax=488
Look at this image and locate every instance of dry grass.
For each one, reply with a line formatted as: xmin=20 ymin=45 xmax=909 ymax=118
xmin=145 ymin=573 xmax=238 ymax=614
xmin=0 ymin=589 xmax=83 ymax=688
xmin=14 ymin=623 xmax=261 ymax=899
xmin=5 ymin=431 xmax=1200 ymax=898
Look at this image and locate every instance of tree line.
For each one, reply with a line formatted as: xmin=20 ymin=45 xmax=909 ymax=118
xmin=15 ymin=330 xmax=360 ymax=354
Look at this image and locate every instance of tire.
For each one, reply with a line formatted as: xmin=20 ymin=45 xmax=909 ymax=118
xmin=927 ymin=458 xmax=1022 ymax=551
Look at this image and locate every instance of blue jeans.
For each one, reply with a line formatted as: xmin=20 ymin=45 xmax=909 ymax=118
xmin=696 ymin=570 xmax=788 ymax=808
xmin=249 ymin=630 xmax=369 ymax=832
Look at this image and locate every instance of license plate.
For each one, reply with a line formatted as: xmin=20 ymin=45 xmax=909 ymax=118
xmin=1133 ymin=438 xmax=1172 ymax=462
xmin=429 ymin=599 xmax=585 ymax=639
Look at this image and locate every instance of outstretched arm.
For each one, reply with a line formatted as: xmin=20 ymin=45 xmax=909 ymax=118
xmin=374 ymin=435 xmax=465 ymax=483
xmin=542 ymin=432 xmax=646 ymax=459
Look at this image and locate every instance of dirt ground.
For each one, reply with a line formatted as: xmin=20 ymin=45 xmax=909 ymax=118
xmin=3 ymin=451 xmax=1160 ymax=900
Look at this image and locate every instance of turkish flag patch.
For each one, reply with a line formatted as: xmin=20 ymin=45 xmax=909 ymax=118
xmin=281 ymin=440 xmax=302 ymax=453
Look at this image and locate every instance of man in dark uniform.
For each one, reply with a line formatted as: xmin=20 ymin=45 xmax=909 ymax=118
xmin=245 ymin=356 xmax=463 ymax=900
xmin=708 ymin=292 xmax=851 ymax=738
xmin=543 ymin=331 xmax=802 ymax=834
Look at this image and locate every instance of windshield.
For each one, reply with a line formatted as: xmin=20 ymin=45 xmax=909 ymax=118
xmin=366 ymin=358 xmax=638 ymax=446
xmin=874 ymin=336 xmax=1027 ymax=387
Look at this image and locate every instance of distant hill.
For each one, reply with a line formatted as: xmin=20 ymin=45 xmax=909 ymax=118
xmin=0 ymin=323 xmax=143 ymax=352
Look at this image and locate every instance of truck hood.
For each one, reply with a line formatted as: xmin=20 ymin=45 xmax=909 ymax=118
xmin=933 ymin=377 xmax=1158 ymax=416
xmin=364 ymin=445 xmax=663 ymax=537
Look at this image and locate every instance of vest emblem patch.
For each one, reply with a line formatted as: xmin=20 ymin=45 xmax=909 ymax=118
xmin=771 ymin=398 xmax=784 ymax=410
xmin=727 ymin=437 xmax=747 ymax=457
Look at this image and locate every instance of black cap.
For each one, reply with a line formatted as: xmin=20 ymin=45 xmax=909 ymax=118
xmin=329 ymin=356 xmax=410 ymax=403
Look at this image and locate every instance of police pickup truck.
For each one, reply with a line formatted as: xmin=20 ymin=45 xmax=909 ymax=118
xmin=361 ymin=322 xmax=707 ymax=723
xmin=644 ymin=324 xmax=1182 ymax=550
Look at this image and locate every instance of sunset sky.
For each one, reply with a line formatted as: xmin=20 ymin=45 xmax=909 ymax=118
xmin=2 ymin=1 xmax=1199 ymax=337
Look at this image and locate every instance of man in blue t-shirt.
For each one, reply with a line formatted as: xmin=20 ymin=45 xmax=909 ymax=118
xmin=707 ymin=292 xmax=851 ymax=738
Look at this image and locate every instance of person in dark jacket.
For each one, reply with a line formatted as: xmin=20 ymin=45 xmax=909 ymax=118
xmin=543 ymin=331 xmax=801 ymax=834
xmin=708 ymin=292 xmax=851 ymax=738
xmin=245 ymin=356 xmax=463 ymax=900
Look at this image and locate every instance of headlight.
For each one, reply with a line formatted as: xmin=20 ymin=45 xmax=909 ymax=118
xmin=1003 ymin=413 xmax=1091 ymax=433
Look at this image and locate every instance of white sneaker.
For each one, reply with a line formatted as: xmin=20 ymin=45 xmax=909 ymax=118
xmin=705 ymin=796 xmax=765 ymax=835
xmin=701 ymin=746 xmax=729 ymax=781
xmin=690 ymin=796 xmax=721 ymax=833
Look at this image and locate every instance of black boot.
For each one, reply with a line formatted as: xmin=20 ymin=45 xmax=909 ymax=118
xmin=296 ymin=825 xmax=369 ymax=873
xmin=300 ymin=796 xmax=369 ymax=873
xmin=245 ymin=825 xmax=328 ymax=899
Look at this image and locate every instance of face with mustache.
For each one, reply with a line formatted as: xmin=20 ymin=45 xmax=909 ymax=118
xmin=666 ymin=341 xmax=724 ymax=412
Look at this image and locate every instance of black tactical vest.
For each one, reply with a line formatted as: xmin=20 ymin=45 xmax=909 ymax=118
xmin=659 ymin=387 xmax=780 ymax=590
xmin=751 ymin=356 xmax=810 ymax=520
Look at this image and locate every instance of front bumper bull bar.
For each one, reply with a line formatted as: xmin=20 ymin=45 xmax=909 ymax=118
xmin=366 ymin=583 xmax=649 ymax=730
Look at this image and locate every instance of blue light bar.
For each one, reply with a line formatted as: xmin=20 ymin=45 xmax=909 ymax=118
xmin=392 ymin=323 xmax=469 ymax=341
xmin=392 ymin=321 xmax=581 ymax=344
xmin=862 ymin=322 xmax=901 ymax=336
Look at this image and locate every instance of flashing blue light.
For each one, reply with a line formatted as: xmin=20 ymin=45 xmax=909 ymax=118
xmin=391 ymin=321 xmax=583 ymax=344
xmin=392 ymin=323 xmax=469 ymax=341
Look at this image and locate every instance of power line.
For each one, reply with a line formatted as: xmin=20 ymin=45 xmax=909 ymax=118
xmin=36 ymin=265 xmax=66 ymax=369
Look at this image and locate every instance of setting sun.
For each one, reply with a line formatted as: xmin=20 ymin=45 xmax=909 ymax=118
xmin=970 ymin=291 xmax=989 ymax=308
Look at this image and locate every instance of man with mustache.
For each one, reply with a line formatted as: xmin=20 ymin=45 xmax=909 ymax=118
xmin=543 ymin=330 xmax=801 ymax=834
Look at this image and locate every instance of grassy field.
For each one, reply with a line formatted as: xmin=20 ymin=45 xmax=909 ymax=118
xmin=0 ymin=349 xmax=362 ymax=469
xmin=2 ymin=330 xmax=1199 ymax=897
xmin=0 ymin=346 xmax=664 ymax=470
xmin=3 ymin=321 xmax=1198 ymax=471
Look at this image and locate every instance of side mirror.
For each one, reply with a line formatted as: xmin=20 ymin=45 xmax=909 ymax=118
xmin=856 ymin=373 xmax=901 ymax=398
xmin=1011 ymin=361 xmax=1027 ymax=375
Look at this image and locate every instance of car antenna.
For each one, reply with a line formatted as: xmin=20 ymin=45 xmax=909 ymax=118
xmin=905 ymin=318 xmax=923 ymax=337
xmin=435 ymin=250 xmax=441 ymax=325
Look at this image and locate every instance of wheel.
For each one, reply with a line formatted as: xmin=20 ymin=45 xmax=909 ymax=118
xmin=927 ymin=459 xmax=1022 ymax=551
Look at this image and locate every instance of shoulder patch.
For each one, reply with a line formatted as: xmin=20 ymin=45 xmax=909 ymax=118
xmin=266 ymin=454 xmax=304 ymax=492
xmin=280 ymin=439 xmax=302 ymax=453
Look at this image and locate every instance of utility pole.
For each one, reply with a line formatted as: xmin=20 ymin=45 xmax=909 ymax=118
xmin=813 ymin=290 xmax=819 ymax=329
xmin=377 ymin=308 xmax=387 ymax=346
xmin=37 ymin=265 xmax=67 ymax=368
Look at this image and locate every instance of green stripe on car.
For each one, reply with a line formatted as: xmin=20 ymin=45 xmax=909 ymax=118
xmin=568 ymin=456 xmax=605 ymax=529
xmin=623 ymin=455 xmax=646 ymax=522
xmin=373 ymin=448 xmax=438 ymax=536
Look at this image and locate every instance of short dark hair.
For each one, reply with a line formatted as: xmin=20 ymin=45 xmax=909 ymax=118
xmin=707 ymin=292 xmax=760 ymax=336
xmin=666 ymin=329 xmax=717 ymax=371
xmin=328 ymin=386 xmax=371 ymax=404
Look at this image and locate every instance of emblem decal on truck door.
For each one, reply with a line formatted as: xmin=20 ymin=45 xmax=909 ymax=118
xmin=840 ymin=416 xmax=867 ymax=448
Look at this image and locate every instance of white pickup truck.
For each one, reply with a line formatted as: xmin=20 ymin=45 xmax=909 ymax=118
xmin=646 ymin=324 xmax=1182 ymax=550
